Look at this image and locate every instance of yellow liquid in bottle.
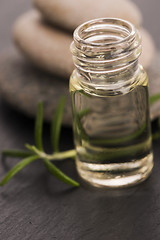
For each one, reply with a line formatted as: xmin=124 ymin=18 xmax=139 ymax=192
xmin=70 ymin=68 xmax=153 ymax=188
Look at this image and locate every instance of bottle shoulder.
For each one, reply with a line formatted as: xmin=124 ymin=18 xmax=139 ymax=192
xmin=70 ymin=65 xmax=148 ymax=96
xmin=137 ymin=65 xmax=148 ymax=86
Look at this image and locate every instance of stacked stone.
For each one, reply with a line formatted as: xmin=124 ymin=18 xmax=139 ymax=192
xmin=0 ymin=0 xmax=158 ymax=124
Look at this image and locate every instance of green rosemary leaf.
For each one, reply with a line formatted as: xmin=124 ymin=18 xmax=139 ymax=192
xmin=0 ymin=155 xmax=39 ymax=186
xmin=78 ymin=137 xmax=151 ymax=162
xmin=51 ymin=96 xmax=66 ymax=153
xmin=90 ymin=123 xmax=146 ymax=145
xmin=152 ymin=132 xmax=160 ymax=141
xmin=149 ymin=93 xmax=160 ymax=106
xmin=43 ymin=158 xmax=79 ymax=187
xmin=78 ymin=108 xmax=91 ymax=119
xmin=158 ymin=117 xmax=160 ymax=127
xmin=35 ymin=102 xmax=43 ymax=151
xmin=71 ymin=92 xmax=89 ymax=141
xmin=2 ymin=149 xmax=32 ymax=158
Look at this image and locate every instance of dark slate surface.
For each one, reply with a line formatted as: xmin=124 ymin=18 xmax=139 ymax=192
xmin=0 ymin=98 xmax=160 ymax=240
xmin=0 ymin=0 xmax=160 ymax=239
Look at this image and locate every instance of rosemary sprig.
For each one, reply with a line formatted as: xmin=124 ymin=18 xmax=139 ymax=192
xmin=35 ymin=102 xmax=43 ymax=151
xmin=0 ymin=155 xmax=39 ymax=186
xmin=1 ymin=93 xmax=160 ymax=189
xmin=43 ymin=158 xmax=79 ymax=187
xmin=149 ymin=93 xmax=160 ymax=106
xmin=25 ymin=144 xmax=76 ymax=161
xmin=2 ymin=150 xmax=32 ymax=158
xmin=0 ymin=97 xmax=79 ymax=187
xmin=51 ymin=96 xmax=65 ymax=153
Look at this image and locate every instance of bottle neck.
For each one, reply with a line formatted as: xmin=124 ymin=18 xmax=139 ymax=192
xmin=70 ymin=18 xmax=141 ymax=76
xmin=72 ymin=61 xmax=140 ymax=97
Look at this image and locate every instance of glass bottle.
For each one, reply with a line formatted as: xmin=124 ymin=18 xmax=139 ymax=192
xmin=69 ymin=18 xmax=153 ymax=188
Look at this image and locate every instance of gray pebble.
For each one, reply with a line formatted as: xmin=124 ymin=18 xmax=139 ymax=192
xmin=0 ymin=47 xmax=72 ymax=125
xmin=34 ymin=0 xmax=142 ymax=31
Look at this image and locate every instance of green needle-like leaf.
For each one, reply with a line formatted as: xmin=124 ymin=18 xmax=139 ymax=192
xmin=51 ymin=96 xmax=66 ymax=152
xmin=35 ymin=102 xmax=43 ymax=151
xmin=78 ymin=108 xmax=91 ymax=119
xmin=158 ymin=117 xmax=160 ymax=127
xmin=0 ymin=155 xmax=39 ymax=186
xmin=43 ymin=158 xmax=79 ymax=187
xmin=152 ymin=117 xmax=160 ymax=141
xmin=152 ymin=132 xmax=160 ymax=141
xmin=2 ymin=149 xmax=32 ymax=158
xmin=149 ymin=93 xmax=160 ymax=106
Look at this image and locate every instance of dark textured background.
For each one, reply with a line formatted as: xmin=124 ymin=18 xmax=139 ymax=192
xmin=0 ymin=0 xmax=160 ymax=239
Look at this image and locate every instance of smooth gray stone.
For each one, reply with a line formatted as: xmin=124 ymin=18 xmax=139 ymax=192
xmin=33 ymin=0 xmax=142 ymax=31
xmin=13 ymin=10 xmax=73 ymax=78
xmin=0 ymin=47 xmax=160 ymax=125
xmin=0 ymin=47 xmax=72 ymax=125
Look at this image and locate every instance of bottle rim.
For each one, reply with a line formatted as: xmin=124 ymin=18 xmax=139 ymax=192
xmin=73 ymin=18 xmax=136 ymax=48
xmin=71 ymin=18 xmax=142 ymax=74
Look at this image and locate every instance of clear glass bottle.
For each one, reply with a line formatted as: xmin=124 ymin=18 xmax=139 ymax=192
xmin=69 ymin=18 xmax=153 ymax=188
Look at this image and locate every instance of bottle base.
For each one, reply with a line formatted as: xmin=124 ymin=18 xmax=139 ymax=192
xmin=76 ymin=153 xmax=153 ymax=188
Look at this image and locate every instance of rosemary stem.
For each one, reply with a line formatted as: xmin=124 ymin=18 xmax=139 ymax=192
xmin=47 ymin=149 xmax=76 ymax=161
xmin=25 ymin=144 xmax=76 ymax=161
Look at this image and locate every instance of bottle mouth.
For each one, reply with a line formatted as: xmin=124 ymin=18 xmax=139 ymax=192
xmin=71 ymin=18 xmax=141 ymax=74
